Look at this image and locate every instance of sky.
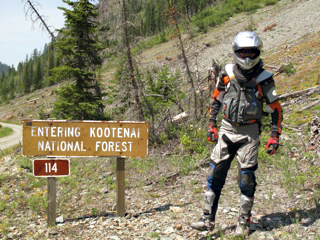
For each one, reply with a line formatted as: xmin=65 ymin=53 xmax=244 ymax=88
xmin=0 ymin=0 xmax=68 ymax=68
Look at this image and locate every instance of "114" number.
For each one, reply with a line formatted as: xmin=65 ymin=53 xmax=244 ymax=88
xmin=45 ymin=162 xmax=58 ymax=173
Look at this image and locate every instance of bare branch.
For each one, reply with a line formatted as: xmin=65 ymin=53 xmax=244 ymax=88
xmin=23 ymin=0 xmax=56 ymax=41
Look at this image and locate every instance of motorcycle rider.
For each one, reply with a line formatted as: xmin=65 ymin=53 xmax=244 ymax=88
xmin=191 ymin=31 xmax=283 ymax=236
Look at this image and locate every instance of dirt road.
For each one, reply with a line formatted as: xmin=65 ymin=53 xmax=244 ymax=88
xmin=0 ymin=122 xmax=22 ymax=150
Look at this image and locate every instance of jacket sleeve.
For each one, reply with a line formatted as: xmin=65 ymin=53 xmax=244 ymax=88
xmin=269 ymin=101 xmax=283 ymax=134
xmin=209 ymin=100 xmax=222 ymax=126
xmin=209 ymin=72 xmax=229 ymax=125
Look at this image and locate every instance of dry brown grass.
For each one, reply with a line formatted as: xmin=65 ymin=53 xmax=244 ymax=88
xmin=265 ymin=32 xmax=320 ymax=94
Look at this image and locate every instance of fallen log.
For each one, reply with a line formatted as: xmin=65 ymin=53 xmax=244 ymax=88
xmin=172 ymin=112 xmax=189 ymax=122
xmin=281 ymin=96 xmax=320 ymax=107
xmin=298 ymin=100 xmax=320 ymax=112
xmin=279 ymin=85 xmax=320 ymax=101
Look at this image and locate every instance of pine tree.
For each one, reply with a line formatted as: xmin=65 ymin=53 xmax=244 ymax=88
xmin=22 ymin=55 xmax=32 ymax=93
xmin=52 ymin=0 xmax=105 ymax=120
xmin=0 ymin=71 xmax=6 ymax=101
xmin=34 ymin=58 xmax=42 ymax=89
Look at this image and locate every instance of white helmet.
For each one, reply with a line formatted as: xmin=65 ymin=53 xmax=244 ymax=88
xmin=232 ymin=32 xmax=263 ymax=70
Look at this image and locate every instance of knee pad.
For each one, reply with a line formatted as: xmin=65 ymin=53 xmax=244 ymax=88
xmin=239 ymin=170 xmax=257 ymax=198
xmin=207 ymin=162 xmax=230 ymax=191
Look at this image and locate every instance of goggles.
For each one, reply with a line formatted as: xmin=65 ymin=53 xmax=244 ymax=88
xmin=236 ymin=48 xmax=260 ymax=59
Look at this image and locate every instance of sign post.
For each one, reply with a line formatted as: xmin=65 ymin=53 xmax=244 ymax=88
xmin=116 ymin=157 xmax=125 ymax=217
xmin=32 ymin=158 xmax=70 ymax=226
xmin=22 ymin=120 xmax=149 ymax=223
xmin=47 ymin=176 xmax=56 ymax=227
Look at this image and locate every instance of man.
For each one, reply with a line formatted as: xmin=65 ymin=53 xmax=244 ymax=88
xmin=191 ymin=32 xmax=283 ymax=236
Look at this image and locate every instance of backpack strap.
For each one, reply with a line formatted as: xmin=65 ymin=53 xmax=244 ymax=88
xmin=225 ymin=64 xmax=235 ymax=79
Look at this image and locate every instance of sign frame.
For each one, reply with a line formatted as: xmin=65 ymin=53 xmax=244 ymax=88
xmin=33 ymin=158 xmax=70 ymax=177
xmin=21 ymin=120 xmax=149 ymax=158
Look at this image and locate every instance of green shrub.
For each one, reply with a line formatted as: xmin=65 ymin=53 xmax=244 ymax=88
xmin=30 ymin=178 xmax=46 ymax=188
xmin=133 ymin=31 xmax=169 ymax=54
xmin=179 ymin=155 xmax=198 ymax=175
xmin=192 ymin=0 xmax=280 ymax=32
xmin=91 ymin=208 xmax=99 ymax=215
xmin=28 ymin=194 xmax=47 ymax=214
xmin=0 ymin=173 xmax=10 ymax=186
xmin=149 ymin=232 xmax=160 ymax=238
xmin=17 ymin=156 xmax=32 ymax=172
xmin=162 ymin=122 xmax=181 ymax=142
xmin=0 ymin=199 xmax=7 ymax=212
xmin=179 ymin=123 xmax=208 ymax=155
xmin=245 ymin=16 xmax=257 ymax=31
xmin=264 ymin=0 xmax=279 ymax=5
xmin=284 ymin=62 xmax=296 ymax=76
xmin=285 ymin=111 xmax=313 ymax=126
xmin=105 ymin=175 xmax=116 ymax=190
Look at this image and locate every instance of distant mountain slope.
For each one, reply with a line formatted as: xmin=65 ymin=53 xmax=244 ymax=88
xmin=0 ymin=61 xmax=10 ymax=74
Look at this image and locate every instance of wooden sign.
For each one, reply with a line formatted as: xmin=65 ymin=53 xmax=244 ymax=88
xmin=33 ymin=158 xmax=70 ymax=177
xmin=21 ymin=120 xmax=149 ymax=157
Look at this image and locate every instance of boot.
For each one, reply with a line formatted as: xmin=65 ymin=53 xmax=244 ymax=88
xmin=235 ymin=194 xmax=254 ymax=236
xmin=191 ymin=189 xmax=217 ymax=231
xmin=235 ymin=215 xmax=250 ymax=236
xmin=190 ymin=214 xmax=215 ymax=231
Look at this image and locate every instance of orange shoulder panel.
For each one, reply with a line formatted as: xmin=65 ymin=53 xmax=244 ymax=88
xmin=212 ymin=76 xmax=230 ymax=100
xmin=213 ymin=89 xmax=221 ymax=100
xmin=223 ymin=76 xmax=230 ymax=85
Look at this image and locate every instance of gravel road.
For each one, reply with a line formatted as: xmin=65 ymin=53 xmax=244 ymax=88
xmin=0 ymin=122 xmax=22 ymax=150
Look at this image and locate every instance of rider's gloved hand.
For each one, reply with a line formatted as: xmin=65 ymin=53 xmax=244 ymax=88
xmin=265 ymin=132 xmax=280 ymax=154
xmin=207 ymin=122 xmax=218 ymax=142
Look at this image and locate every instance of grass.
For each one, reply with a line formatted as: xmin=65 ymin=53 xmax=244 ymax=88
xmin=283 ymin=106 xmax=318 ymax=126
xmin=0 ymin=126 xmax=13 ymax=138
xmin=17 ymin=156 xmax=32 ymax=172
xmin=149 ymin=232 xmax=161 ymax=238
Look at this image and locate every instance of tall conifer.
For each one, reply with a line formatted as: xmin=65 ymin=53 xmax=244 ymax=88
xmin=52 ymin=0 xmax=105 ymax=120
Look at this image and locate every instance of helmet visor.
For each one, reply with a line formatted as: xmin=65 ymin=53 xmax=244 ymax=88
xmin=236 ymin=48 xmax=260 ymax=59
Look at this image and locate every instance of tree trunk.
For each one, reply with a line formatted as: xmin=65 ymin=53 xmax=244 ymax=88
xmin=167 ymin=1 xmax=198 ymax=119
xmin=122 ymin=0 xmax=145 ymax=121
xmin=194 ymin=54 xmax=203 ymax=116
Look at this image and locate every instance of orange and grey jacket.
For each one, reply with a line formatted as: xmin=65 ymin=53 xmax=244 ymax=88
xmin=210 ymin=63 xmax=282 ymax=134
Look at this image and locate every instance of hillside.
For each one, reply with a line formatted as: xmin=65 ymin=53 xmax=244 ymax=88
xmin=0 ymin=0 xmax=319 ymax=239
xmin=0 ymin=62 xmax=10 ymax=74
